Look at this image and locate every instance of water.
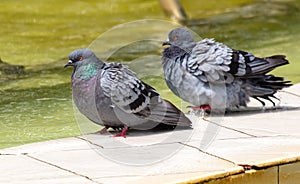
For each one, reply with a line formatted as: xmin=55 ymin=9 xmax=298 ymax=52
xmin=0 ymin=0 xmax=299 ymax=149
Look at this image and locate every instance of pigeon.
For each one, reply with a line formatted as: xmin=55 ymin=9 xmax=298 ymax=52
xmin=64 ymin=49 xmax=192 ymax=137
xmin=161 ymin=27 xmax=292 ymax=112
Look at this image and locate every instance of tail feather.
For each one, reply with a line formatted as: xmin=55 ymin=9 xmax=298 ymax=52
xmin=145 ymin=99 xmax=192 ymax=127
xmin=256 ymin=75 xmax=292 ymax=90
xmin=248 ymin=55 xmax=289 ymax=75
xmin=246 ymin=74 xmax=292 ymax=105
xmin=237 ymin=52 xmax=292 ymax=105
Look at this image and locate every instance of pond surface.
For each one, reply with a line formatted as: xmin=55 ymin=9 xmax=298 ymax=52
xmin=0 ymin=0 xmax=299 ymax=148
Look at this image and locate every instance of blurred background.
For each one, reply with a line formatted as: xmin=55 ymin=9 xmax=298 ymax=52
xmin=0 ymin=0 xmax=299 ymax=149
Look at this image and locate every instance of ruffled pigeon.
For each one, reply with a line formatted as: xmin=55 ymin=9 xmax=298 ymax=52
xmin=162 ymin=27 xmax=292 ymax=111
xmin=65 ymin=49 xmax=192 ymax=137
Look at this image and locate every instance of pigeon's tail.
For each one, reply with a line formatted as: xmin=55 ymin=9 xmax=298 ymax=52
xmin=247 ymin=55 xmax=289 ymax=76
xmin=147 ymin=99 xmax=192 ymax=127
xmin=245 ymin=74 xmax=292 ymax=106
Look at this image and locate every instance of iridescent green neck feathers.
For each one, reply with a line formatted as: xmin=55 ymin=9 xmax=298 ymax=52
xmin=74 ymin=62 xmax=102 ymax=80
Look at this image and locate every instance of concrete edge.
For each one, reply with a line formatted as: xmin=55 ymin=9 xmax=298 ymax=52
xmin=176 ymin=167 xmax=245 ymax=184
xmin=252 ymin=154 xmax=300 ymax=169
xmin=176 ymin=155 xmax=300 ymax=184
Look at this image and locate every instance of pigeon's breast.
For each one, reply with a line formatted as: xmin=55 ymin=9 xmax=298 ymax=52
xmin=163 ymin=57 xmax=211 ymax=106
xmin=164 ymin=61 xmax=250 ymax=108
xmin=72 ymin=74 xmax=130 ymax=127
xmin=72 ymin=76 xmax=100 ymax=124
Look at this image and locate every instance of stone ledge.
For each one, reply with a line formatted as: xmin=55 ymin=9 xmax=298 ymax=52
xmin=0 ymin=83 xmax=299 ymax=183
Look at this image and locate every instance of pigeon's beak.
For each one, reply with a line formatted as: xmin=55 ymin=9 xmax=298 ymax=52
xmin=162 ymin=40 xmax=171 ymax=46
xmin=64 ymin=60 xmax=74 ymax=68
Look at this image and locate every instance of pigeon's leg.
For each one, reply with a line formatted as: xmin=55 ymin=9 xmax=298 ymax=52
xmin=188 ymin=104 xmax=211 ymax=117
xmin=191 ymin=105 xmax=211 ymax=111
xmin=113 ymin=126 xmax=128 ymax=138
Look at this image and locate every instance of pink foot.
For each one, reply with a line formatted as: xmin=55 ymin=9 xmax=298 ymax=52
xmin=190 ymin=104 xmax=211 ymax=111
xmin=113 ymin=126 xmax=128 ymax=138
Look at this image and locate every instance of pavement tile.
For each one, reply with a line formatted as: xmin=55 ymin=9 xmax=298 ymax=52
xmin=277 ymin=85 xmax=300 ymax=107
xmin=0 ymin=137 xmax=90 ymax=155
xmin=282 ymin=83 xmax=300 ymax=95
xmin=0 ymin=84 xmax=299 ymax=183
xmin=29 ymin=142 xmax=242 ymax=183
xmin=79 ymin=129 xmax=193 ymax=149
xmin=79 ymin=117 xmax=251 ymax=150
xmin=209 ymin=110 xmax=300 ymax=137
xmin=94 ymin=167 xmax=242 ymax=184
xmin=202 ymin=88 xmax=300 ymax=137
xmin=201 ymin=136 xmax=300 ymax=167
xmin=0 ymin=154 xmax=94 ymax=184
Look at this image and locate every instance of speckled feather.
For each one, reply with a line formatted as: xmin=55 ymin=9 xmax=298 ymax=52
xmin=100 ymin=62 xmax=159 ymax=114
xmin=162 ymin=28 xmax=292 ymax=109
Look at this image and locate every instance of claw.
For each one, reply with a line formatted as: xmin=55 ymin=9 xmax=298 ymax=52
xmin=113 ymin=126 xmax=128 ymax=138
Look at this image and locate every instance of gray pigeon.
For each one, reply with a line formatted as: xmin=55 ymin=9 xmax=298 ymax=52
xmin=162 ymin=27 xmax=292 ymax=111
xmin=65 ymin=49 xmax=192 ymax=137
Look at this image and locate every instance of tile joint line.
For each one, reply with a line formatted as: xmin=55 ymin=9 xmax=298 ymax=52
xmin=178 ymin=143 xmax=265 ymax=172
xmin=25 ymin=154 xmax=101 ymax=184
xmin=75 ymin=136 xmax=104 ymax=148
xmin=178 ymin=142 xmax=236 ymax=165
xmin=202 ymin=118 xmax=257 ymax=137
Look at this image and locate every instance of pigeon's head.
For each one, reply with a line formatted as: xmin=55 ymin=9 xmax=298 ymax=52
xmin=64 ymin=49 xmax=97 ymax=68
xmin=163 ymin=27 xmax=195 ymax=49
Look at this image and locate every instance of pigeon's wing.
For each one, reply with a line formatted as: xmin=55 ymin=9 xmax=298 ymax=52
xmin=100 ymin=62 xmax=158 ymax=114
xmin=100 ymin=62 xmax=191 ymax=127
xmin=187 ymin=38 xmax=290 ymax=81
xmin=186 ymin=38 xmax=234 ymax=83
xmin=186 ymin=38 xmax=291 ymax=106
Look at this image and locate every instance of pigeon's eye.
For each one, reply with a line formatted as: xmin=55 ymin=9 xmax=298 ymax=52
xmin=77 ymin=56 xmax=83 ymax=61
xmin=172 ymin=36 xmax=178 ymax=41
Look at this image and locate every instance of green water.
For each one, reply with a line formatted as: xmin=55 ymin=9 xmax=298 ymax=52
xmin=0 ymin=0 xmax=299 ymax=149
